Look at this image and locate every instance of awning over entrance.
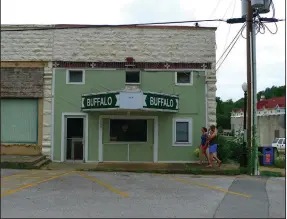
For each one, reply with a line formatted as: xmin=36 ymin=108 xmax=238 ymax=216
xmin=81 ymin=91 xmax=179 ymax=112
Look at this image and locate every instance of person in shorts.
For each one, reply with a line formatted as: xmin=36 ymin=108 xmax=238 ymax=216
xmin=197 ymin=127 xmax=209 ymax=164
xmin=206 ymin=125 xmax=222 ymax=168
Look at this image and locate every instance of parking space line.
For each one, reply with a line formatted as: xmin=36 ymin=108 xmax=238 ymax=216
xmin=2 ymin=175 xmax=46 ymax=180
xmin=1 ymin=172 xmax=72 ymax=198
xmin=1 ymin=171 xmax=31 ymax=180
xmin=76 ymin=171 xmax=130 ymax=198
xmin=157 ymin=174 xmax=251 ymax=198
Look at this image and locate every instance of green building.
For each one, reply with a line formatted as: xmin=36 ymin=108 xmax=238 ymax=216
xmin=1 ymin=24 xmax=217 ymax=162
xmin=53 ymin=64 xmax=210 ymax=162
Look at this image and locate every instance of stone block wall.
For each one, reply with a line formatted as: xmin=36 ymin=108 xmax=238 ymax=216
xmin=42 ymin=62 xmax=53 ymax=157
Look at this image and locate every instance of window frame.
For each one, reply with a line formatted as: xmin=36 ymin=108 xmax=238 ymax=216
xmin=66 ymin=69 xmax=85 ymax=85
xmin=172 ymin=118 xmax=192 ymax=146
xmin=175 ymin=71 xmax=193 ymax=86
xmin=125 ymin=70 xmax=141 ymax=85
xmin=108 ymin=118 xmax=148 ymax=143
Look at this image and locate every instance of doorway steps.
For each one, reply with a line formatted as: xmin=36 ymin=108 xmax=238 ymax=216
xmin=0 ymin=155 xmax=51 ymax=169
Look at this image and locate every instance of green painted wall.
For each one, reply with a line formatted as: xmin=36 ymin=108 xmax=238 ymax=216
xmin=53 ymin=69 xmax=206 ymax=161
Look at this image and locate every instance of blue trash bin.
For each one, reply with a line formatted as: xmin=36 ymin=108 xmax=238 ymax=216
xmin=262 ymin=147 xmax=274 ymax=165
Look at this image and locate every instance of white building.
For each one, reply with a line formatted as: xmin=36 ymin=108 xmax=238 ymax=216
xmin=231 ymin=96 xmax=285 ymax=146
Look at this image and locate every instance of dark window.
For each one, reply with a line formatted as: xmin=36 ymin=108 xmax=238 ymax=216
xmin=68 ymin=70 xmax=83 ymax=83
xmin=110 ymin=119 xmax=147 ymax=142
xmin=176 ymin=72 xmax=191 ymax=84
xmin=278 ymin=139 xmax=283 ymax=144
xmin=176 ymin=121 xmax=189 ymax=143
xmin=126 ymin=71 xmax=140 ymax=83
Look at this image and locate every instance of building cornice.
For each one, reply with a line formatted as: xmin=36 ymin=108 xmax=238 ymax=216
xmin=52 ymin=61 xmax=212 ymax=70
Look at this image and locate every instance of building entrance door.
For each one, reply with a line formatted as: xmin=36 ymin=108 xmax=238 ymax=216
xmin=64 ymin=117 xmax=85 ymax=161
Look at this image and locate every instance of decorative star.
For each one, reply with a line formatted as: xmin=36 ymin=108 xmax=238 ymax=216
xmin=90 ymin=62 xmax=97 ymax=68
xmin=164 ymin=63 xmax=170 ymax=69
xmin=201 ymin=64 xmax=207 ymax=69
xmin=52 ymin=62 xmax=59 ymax=68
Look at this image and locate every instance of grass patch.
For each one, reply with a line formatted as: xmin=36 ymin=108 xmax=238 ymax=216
xmin=274 ymin=156 xmax=286 ymax=169
xmin=260 ymin=171 xmax=283 ymax=177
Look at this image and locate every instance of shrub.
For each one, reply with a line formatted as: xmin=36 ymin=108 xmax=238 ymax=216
xmin=274 ymin=156 xmax=286 ymax=168
xmin=192 ymin=129 xmax=252 ymax=164
xmin=217 ymin=131 xmax=244 ymax=163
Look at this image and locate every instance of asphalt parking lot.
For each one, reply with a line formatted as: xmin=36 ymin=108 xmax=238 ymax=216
xmin=1 ymin=169 xmax=285 ymax=218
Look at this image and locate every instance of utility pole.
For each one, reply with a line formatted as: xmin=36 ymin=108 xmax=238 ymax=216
xmin=227 ymin=0 xmax=280 ymax=175
xmin=246 ymin=0 xmax=253 ymax=175
xmin=251 ymin=8 xmax=259 ymax=176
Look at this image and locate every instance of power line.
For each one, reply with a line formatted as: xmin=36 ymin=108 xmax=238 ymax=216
xmin=1 ymin=19 xmax=224 ymax=32
xmin=208 ymin=0 xmax=222 ymax=19
xmin=216 ymin=33 xmax=241 ymax=72
xmin=2 ymin=16 xmax=284 ymax=32
xmin=216 ymin=24 xmax=246 ymax=72
xmin=216 ymin=24 xmax=245 ymax=66
xmin=223 ymin=0 xmax=237 ymax=51
xmin=217 ymin=0 xmax=235 ymax=29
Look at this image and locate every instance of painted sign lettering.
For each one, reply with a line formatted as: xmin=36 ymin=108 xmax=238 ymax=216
xmin=143 ymin=92 xmax=179 ymax=111
xmin=82 ymin=92 xmax=119 ymax=110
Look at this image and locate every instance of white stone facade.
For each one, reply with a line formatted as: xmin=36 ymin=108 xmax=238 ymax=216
xmin=42 ymin=62 xmax=53 ymax=157
xmin=231 ymin=108 xmax=286 ymax=146
xmin=1 ymin=25 xmax=54 ymax=61
xmin=1 ymin=25 xmax=217 ymax=155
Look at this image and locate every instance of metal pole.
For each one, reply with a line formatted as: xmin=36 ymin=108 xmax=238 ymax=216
xmin=243 ymin=92 xmax=247 ymax=131
xmin=251 ymin=21 xmax=259 ymax=175
xmin=243 ymin=91 xmax=248 ymax=166
xmin=246 ymin=0 xmax=253 ymax=174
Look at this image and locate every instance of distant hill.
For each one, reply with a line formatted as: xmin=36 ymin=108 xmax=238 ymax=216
xmin=216 ymin=85 xmax=286 ymax=129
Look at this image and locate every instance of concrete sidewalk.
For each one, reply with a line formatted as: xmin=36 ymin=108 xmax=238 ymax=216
xmin=42 ymin=162 xmax=240 ymax=174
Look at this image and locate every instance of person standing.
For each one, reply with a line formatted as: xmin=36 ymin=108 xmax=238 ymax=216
xmin=206 ymin=125 xmax=222 ymax=168
xmin=198 ymin=127 xmax=209 ymax=164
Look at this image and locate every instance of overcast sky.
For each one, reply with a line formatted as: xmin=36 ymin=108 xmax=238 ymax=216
xmin=1 ymin=0 xmax=285 ymax=101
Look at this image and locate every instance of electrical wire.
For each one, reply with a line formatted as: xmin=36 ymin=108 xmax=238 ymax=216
xmin=254 ymin=11 xmax=278 ymax=35
xmin=217 ymin=0 xmax=235 ymax=29
xmin=269 ymin=0 xmax=275 ymax=18
xmin=253 ymin=0 xmax=278 ymax=35
xmin=216 ymin=24 xmax=246 ymax=72
xmin=218 ymin=1 xmax=280 ymax=72
xmin=1 ymin=19 xmax=224 ymax=32
xmin=216 ymin=24 xmax=246 ymax=66
xmin=223 ymin=0 xmax=237 ymax=52
xmin=208 ymin=0 xmax=222 ymax=19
